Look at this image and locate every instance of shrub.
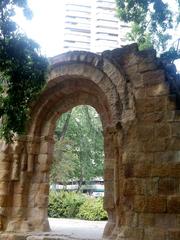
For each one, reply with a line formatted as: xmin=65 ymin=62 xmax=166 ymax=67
xmin=48 ymin=191 xmax=108 ymax=221
xmin=77 ymin=197 xmax=108 ymax=221
xmin=48 ymin=191 xmax=85 ymax=218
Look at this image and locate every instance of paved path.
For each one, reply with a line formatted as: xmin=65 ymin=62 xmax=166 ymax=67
xmin=48 ymin=218 xmax=107 ymax=240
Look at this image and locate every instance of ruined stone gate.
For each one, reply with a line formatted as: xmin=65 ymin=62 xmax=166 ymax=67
xmin=0 ymin=44 xmax=180 ymax=240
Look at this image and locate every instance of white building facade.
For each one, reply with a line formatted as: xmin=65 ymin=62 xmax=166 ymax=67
xmin=60 ymin=0 xmax=130 ymax=53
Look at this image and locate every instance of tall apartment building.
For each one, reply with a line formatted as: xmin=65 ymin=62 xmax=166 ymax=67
xmin=60 ymin=0 xmax=130 ymax=53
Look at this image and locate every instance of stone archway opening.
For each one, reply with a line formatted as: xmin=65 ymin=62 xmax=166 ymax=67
xmin=50 ymin=104 xmax=105 ymax=194
xmin=23 ymin=72 xmax=120 ymax=238
xmin=48 ymin=104 xmax=107 ymax=237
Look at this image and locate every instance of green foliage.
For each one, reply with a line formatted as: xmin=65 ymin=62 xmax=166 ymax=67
xmin=48 ymin=191 xmax=107 ymax=221
xmin=127 ymin=23 xmax=153 ymax=50
xmin=116 ymin=0 xmax=178 ymax=52
xmin=51 ymin=105 xmax=104 ymax=185
xmin=77 ymin=197 xmax=107 ymax=221
xmin=0 ymin=0 xmax=48 ymax=141
xmin=48 ymin=191 xmax=86 ymax=219
xmin=160 ymin=46 xmax=180 ymax=62
xmin=50 ymin=139 xmax=78 ymax=184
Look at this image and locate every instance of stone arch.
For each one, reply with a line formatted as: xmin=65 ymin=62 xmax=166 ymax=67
xmin=1 ymin=45 xmax=180 ymax=240
xmin=25 ymin=52 xmax=127 ymax=236
xmin=29 ymin=50 xmax=128 ymax=136
xmin=0 ymin=51 xmax=130 ymax=239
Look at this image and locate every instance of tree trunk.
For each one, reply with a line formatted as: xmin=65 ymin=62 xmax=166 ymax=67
xmin=55 ymin=110 xmax=72 ymax=140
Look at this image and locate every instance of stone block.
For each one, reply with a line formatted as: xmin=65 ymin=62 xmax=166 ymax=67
xmin=0 ymin=194 xmax=8 ymax=207
xmin=118 ymin=226 xmax=144 ymax=239
xmin=144 ymin=228 xmax=166 ymax=240
xmin=39 ymin=142 xmax=53 ymax=154
xmin=104 ymin=168 xmax=114 ymax=181
xmin=123 ymin=179 xmax=146 ymax=196
xmin=133 ymin=163 xmax=152 ymax=178
xmin=0 ymin=153 xmax=10 ymax=162
xmin=146 ymin=178 xmax=159 ymax=195
xmin=35 ymin=194 xmax=48 ymax=208
xmin=123 ymin=163 xmax=152 ymax=178
xmin=138 ymin=61 xmax=157 ymax=73
xmin=138 ymin=213 xmax=155 ymax=227
xmin=122 ymin=195 xmax=134 ymax=211
xmin=136 ymin=98 xmax=155 ymax=113
xmin=104 ymin=181 xmax=114 ymax=193
xmin=122 ymin=152 xmax=153 ymax=164
xmin=0 ymin=161 xmax=11 ymax=171
xmin=154 ymin=96 xmax=167 ymax=112
xmin=0 ymin=234 xmax=27 ymax=240
xmin=138 ymin=111 xmax=166 ymax=123
xmin=151 ymin=164 xmax=170 ymax=177
xmin=154 ymin=151 xmax=180 ymax=163
xmin=134 ymin=88 xmax=147 ymax=99
xmin=155 ymin=123 xmax=171 ymax=138
xmin=119 ymin=212 xmax=138 ymax=227
xmin=134 ymin=196 xmax=166 ymax=213
xmin=0 ymin=182 xmax=9 ymax=195
xmin=158 ymin=178 xmax=179 ymax=195
xmin=39 ymin=183 xmax=49 ymax=195
xmin=0 ymin=170 xmax=10 ymax=181
xmin=167 ymin=137 xmax=180 ymax=151
xmin=38 ymin=154 xmax=51 ymax=172
xmin=171 ymin=122 xmax=180 ymax=137
xmin=143 ymin=138 xmax=167 ymax=152
xmin=13 ymin=194 xmax=27 ymax=207
xmin=155 ymin=214 xmax=177 ymax=228
xmin=167 ymin=95 xmax=177 ymax=110
xmin=138 ymin=125 xmax=154 ymax=140
xmin=151 ymin=163 xmax=180 ymax=177
xmin=168 ymin=229 xmax=180 ymax=240
xmin=146 ymin=83 xmax=168 ymax=97
xmin=142 ymin=69 xmax=165 ymax=86
xmin=104 ymin=194 xmax=114 ymax=210
xmin=177 ymin=214 xmax=180 ymax=227
xmin=124 ymin=139 xmax=143 ymax=152
xmin=13 ymin=182 xmax=29 ymax=195
xmin=167 ymin=196 xmax=180 ymax=213
xmin=11 ymin=207 xmax=27 ymax=218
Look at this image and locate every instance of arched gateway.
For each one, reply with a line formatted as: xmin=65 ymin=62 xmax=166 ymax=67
xmin=0 ymin=44 xmax=180 ymax=240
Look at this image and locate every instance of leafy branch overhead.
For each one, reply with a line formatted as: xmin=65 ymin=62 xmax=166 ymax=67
xmin=0 ymin=0 xmax=48 ymax=141
xmin=116 ymin=0 xmax=179 ymax=52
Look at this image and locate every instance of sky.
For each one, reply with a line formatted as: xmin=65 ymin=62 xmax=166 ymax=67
xmin=14 ymin=0 xmax=180 ymax=70
xmin=14 ymin=0 xmax=65 ymax=57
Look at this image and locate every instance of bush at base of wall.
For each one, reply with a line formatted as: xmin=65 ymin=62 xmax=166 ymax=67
xmin=48 ymin=191 xmax=108 ymax=221
xmin=77 ymin=197 xmax=107 ymax=220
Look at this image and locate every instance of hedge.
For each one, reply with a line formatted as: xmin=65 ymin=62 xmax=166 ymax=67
xmin=48 ymin=191 xmax=108 ymax=221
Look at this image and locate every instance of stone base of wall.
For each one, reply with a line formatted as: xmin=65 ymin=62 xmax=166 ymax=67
xmin=0 ymin=233 xmax=95 ymax=240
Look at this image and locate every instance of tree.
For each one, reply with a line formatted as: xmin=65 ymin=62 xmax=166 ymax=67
xmin=51 ymin=105 xmax=104 ymax=188
xmin=116 ymin=0 xmax=180 ymax=52
xmin=0 ymin=0 xmax=48 ymax=141
xmin=50 ymin=138 xmax=78 ymax=185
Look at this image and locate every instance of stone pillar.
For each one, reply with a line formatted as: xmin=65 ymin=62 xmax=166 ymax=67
xmin=0 ymin=142 xmax=12 ymax=232
xmin=5 ymin=139 xmax=30 ymax=232
xmin=27 ymin=136 xmax=54 ymax=232
xmin=103 ymin=125 xmax=123 ymax=239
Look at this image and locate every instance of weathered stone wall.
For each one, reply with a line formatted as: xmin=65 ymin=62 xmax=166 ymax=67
xmin=0 ymin=44 xmax=180 ymax=240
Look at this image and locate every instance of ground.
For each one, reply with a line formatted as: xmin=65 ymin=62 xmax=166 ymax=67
xmin=48 ymin=218 xmax=107 ymax=240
